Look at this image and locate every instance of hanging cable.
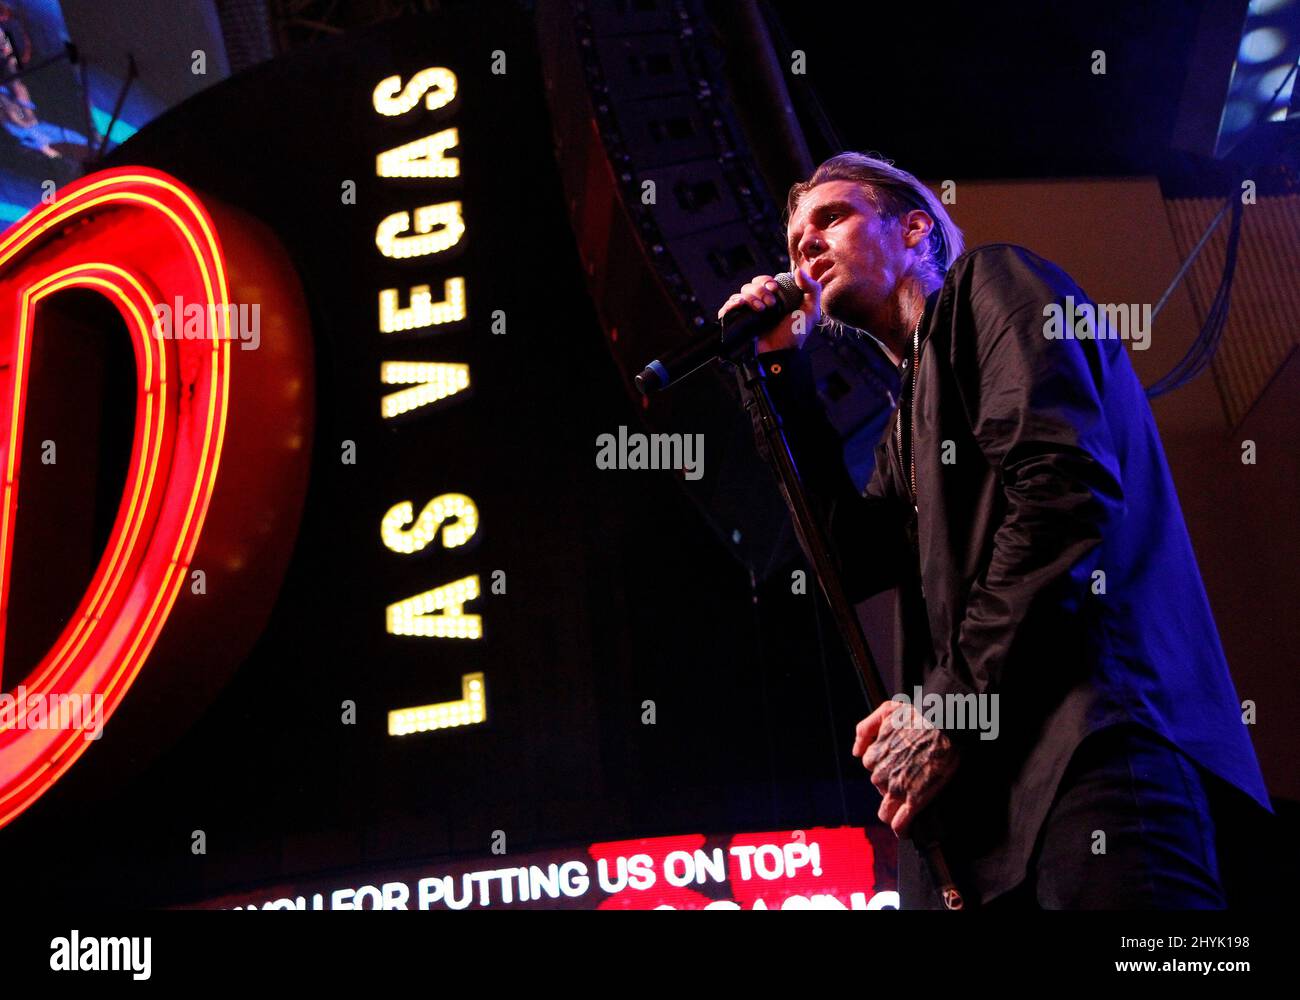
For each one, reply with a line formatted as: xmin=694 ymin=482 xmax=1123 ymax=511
xmin=1144 ymin=58 xmax=1299 ymax=398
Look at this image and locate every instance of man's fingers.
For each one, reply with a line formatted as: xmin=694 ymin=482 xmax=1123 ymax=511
xmin=744 ymin=275 xmax=777 ymax=308
xmin=717 ymin=269 xmax=820 ymax=337
xmin=852 ymin=701 xmax=897 ymax=757
xmin=863 ymin=734 xmax=889 ymax=771
xmin=717 ymin=274 xmax=778 ymax=318
xmin=737 ymin=286 xmax=769 ymax=311
xmin=860 ymin=700 xmax=896 ymax=734
xmin=890 ymin=799 xmax=915 ymax=837
xmin=878 ymin=790 xmax=903 ymax=829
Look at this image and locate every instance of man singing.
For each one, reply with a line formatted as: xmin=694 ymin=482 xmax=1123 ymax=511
xmin=719 ymin=152 xmax=1271 ymax=909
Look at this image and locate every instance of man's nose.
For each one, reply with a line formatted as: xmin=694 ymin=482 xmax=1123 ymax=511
xmin=796 ymin=230 xmax=824 ymax=262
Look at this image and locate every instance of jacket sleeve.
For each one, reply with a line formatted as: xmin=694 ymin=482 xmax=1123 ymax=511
xmin=734 ymin=347 xmax=913 ymax=603
xmin=919 ymin=248 xmax=1126 ymax=745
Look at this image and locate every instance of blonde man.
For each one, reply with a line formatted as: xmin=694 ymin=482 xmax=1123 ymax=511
xmin=720 ymin=152 xmax=1269 ymax=909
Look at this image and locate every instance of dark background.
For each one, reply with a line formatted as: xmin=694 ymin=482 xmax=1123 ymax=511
xmin=0 ymin=5 xmax=884 ymax=906
xmin=766 ymin=0 xmax=1210 ymax=180
xmin=0 ymin=0 xmax=1290 ymax=908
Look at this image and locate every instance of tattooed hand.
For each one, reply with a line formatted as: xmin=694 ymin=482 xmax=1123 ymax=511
xmin=852 ymin=700 xmax=961 ymax=838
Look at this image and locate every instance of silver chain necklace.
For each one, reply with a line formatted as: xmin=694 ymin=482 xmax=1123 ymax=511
xmin=894 ymin=312 xmax=924 ymax=510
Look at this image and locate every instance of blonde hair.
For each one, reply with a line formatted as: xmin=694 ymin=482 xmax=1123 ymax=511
xmin=785 ymin=151 xmax=964 ymax=281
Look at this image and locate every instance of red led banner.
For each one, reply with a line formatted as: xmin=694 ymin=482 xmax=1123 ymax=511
xmin=192 ymin=826 xmax=898 ymax=910
xmin=0 ymin=167 xmax=314 ymax=829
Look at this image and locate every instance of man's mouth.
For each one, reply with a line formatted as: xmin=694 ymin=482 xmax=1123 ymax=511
xmin=811 ymin=261 xmax=834 ymax=284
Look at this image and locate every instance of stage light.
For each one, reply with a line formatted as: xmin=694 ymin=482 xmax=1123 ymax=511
xmin=1239 ymin=27 xmax=1288 ymax=63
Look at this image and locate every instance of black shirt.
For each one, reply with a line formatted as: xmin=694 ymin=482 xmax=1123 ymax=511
xmin=739 ymin=244 xmax=1271 ymax=907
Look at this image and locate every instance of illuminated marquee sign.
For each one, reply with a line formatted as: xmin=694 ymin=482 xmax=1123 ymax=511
xmin=0 ymin=169 xmax=314 ymax=830
xmin=0 ymin=10 xmax=839 ymax=911
xmin=369 ymin=67 xmax=488 ymax=736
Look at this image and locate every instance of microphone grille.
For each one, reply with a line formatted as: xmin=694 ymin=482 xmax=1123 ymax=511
xmin=772 ymin=271 xmax=802 ymax=309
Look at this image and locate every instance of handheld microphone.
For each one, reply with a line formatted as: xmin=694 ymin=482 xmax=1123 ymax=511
xmin=634 ymin=272 xmax=803 ymax=395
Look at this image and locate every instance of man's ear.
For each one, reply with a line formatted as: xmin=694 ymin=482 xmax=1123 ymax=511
xmin=902 ymin=209 xmax=935 ymax=250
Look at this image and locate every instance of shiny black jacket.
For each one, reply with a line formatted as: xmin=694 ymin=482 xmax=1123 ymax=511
xmin=748 ymin=243 xmax=1270 ymax=907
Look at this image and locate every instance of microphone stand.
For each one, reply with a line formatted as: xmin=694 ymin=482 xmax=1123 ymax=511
xmin=735 ymin=350 xmax=965 ymax=911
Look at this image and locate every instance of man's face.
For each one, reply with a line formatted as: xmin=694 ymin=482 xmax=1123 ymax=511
xmin=786 ymin=179 xmax=918 ymax=331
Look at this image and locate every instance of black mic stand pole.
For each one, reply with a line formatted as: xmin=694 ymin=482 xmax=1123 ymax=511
xmin=735 ymin=350 xmax=965 ymax=911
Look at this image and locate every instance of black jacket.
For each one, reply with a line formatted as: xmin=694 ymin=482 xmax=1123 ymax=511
xmin=747 ymin=243 xmax=1271 ymax=907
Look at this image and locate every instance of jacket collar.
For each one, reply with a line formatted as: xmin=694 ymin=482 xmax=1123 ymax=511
xmin=917 ymin=286 xmax=943 ymax=351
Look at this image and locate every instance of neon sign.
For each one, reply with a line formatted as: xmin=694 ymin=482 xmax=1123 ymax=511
xmin=0 ymin=171 xmax=235 ymax=828
xmin=0 ymin=168 xmax=314 ymax=830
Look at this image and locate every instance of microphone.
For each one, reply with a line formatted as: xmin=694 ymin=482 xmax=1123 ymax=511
xmin=634 ymin=271 xmax=804 ymax=395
